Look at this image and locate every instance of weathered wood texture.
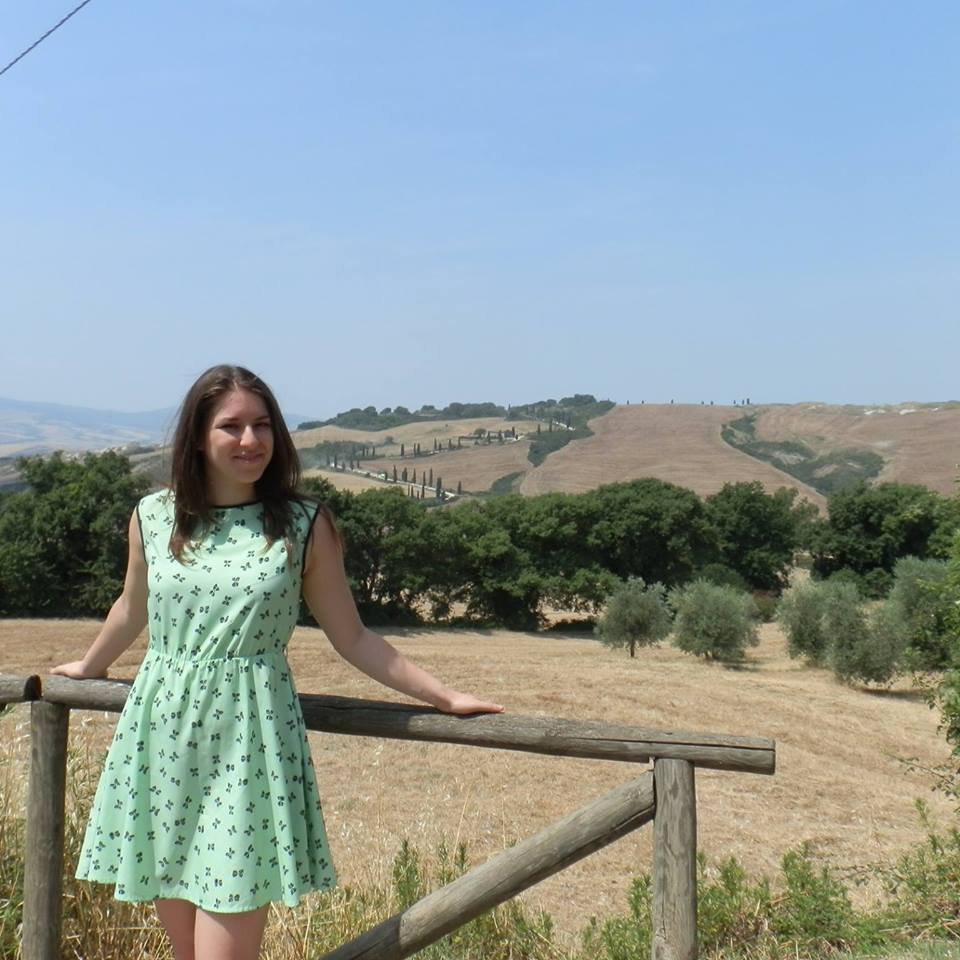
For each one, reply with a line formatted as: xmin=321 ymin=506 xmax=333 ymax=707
xmin=23 ymin=701 xmax=69 ymax=960
xmin=320 ymin=772 xmax=656 ymax=960
xmin=652 ymin=759 xmax=698 ymax=960
xmin=0 ymin=673 xmax=41 ymax=706
xmin=35 ymin=674 xmax=133 ymax=711
xmin=32 ymin=676 xmax=775 ymax=774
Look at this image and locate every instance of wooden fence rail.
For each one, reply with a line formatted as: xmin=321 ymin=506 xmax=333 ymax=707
xmin=0 ymin=672 xmax=776 ymax=960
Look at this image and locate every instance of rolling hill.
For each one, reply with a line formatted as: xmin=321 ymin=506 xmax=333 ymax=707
xmin=3 ymin=398 xmax=958 ymax=505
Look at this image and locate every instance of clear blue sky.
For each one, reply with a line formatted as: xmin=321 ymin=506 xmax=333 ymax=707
xmin=2 ymin=1 xmax=958 ymax=417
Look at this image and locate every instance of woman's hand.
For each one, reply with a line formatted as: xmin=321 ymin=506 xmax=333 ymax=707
xmin=434 ymin=690 xmax=504 ymax=715
xmin=49 ymin=660 xmax=107 ymax=680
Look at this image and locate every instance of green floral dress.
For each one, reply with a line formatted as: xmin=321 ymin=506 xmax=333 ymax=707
xmin=75 ymin=489 xmax=337 ymax=912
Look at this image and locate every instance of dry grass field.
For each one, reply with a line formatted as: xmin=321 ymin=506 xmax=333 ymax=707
xmin=301 ymin=467 xmax=396 ymax=494
xmin=753 ymin=403 xmax=960 ymax=496
xmin=294 ymin=417 xmax=540 ymax=451
xmin=295 ymin=403 xmax=960 ymax=503
xmin=519 ymin=405 xmax=828 ymax=508
xmin=1 ymin=618 xmax=952 ymax=941
xmin=361 ymin=439 xmax=533 ymax=494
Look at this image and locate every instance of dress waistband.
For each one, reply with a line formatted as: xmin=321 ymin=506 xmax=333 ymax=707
xmin=144 ymin=648 xmax=286 ymax=665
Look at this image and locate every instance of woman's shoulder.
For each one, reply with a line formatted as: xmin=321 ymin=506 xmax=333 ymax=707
xmin=137 ymin=487 xmax=175 ymax=515
xmin=287 ymin=493 xmax=322 ymax=525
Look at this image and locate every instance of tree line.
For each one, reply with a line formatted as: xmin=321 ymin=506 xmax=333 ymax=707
xmin=2 ymin=450 xmax=957 ymax=629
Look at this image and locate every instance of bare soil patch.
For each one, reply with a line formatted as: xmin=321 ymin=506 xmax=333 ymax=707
xmin=1 ymin=619 xmax=951 ymax=941
xmin=519 ymin=405 xmax=827 ymax=508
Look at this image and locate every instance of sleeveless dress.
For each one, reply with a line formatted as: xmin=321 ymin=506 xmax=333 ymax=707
xmin=75 ymin=489 xmax=337 ymax=912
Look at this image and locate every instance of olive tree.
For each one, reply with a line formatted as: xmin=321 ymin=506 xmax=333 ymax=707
xmin=668 ymin=580 xmax=759 ymax=662
xmin=594 ymin=578 xmax=672 ymax=658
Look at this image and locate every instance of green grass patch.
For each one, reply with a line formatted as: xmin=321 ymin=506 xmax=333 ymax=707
xmin=489 ymin=471 xmax=525 ymax=495
xmin=527 ymin=425 xmax=594 ymax=466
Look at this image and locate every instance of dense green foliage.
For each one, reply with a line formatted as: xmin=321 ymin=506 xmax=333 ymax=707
xmin=886 ymin=557 xmax=952 ymax=669
xmin=305 ymin=476 xmax=712 ymax=628
xmin=721 ymin=413 xmax=884 ymax=495
xmin=300 ymin=394 xmax=615 ymax=434
xmin=526 ymin=424 xmax=592 ymax=466
xmin=776 ymin=580 xmax=833 ymax=665
xmin=921 ymin=530 xmax=960 ymax=799
xmin=827 ymin=588 xmax=904 ymax=686
xmin=668 ymin=580 xmax=759 ymax=661
xmin=704 ymin=482 xmax=814 ymax=590
xmin=778 ymin=577 xmax=914 ymax=686
xmin=506 ymin=394 xmax=616 ymax=428
xmin=299 ymin=401 xmax=506 ymax=431
xmin=299 ymin=440 xmax=385 ymax=468
xmin=809 ymin=482 xmax=960 ymax=583
xmin=0 ymin=452 xmax=149 ymax=617
xmin=7 ymin=449 xmax=958 ymax=649
xmin=594 ymin=578 xmax=672 ymax=657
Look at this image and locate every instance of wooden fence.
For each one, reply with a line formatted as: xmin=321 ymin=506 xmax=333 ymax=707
xmin=0 ymin=671 xmax=775 ymax=960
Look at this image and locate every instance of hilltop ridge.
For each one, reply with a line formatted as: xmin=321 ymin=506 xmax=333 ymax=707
xmin=2 ymin=398 xmax=957 ymax=505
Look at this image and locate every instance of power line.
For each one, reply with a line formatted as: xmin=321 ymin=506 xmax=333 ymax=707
xmin=0 ymin=0 xmax=96 ymax=79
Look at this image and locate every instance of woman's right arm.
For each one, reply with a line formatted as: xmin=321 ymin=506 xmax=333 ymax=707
xmin=49 ymin=508 xmax=149 ymax=679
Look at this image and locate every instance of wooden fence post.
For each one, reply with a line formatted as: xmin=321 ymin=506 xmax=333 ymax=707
xmin=652 ymin=758 xmax=697 ymax=960
xmin=23 ymin=701 xmax=70 ymax=960
xmin=321 ymin=772 xmax=656 ymax=960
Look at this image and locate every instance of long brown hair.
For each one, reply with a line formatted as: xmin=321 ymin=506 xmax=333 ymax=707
xmin=168 ymin=364 xmax=306 ymax=561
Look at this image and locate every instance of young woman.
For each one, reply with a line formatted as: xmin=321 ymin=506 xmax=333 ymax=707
xmin=51 ymin=364 xmax=503 ymax=960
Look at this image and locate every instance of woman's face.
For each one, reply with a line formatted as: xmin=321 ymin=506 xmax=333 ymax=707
xmin=200 ymin=388 xmax=275 ymax=501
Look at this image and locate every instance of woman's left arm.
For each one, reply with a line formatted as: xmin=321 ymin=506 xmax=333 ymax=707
xmin=301 ymin=509 xmax=504 ymax=716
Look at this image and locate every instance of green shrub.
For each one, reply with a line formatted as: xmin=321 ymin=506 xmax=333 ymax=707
xmin=779 ymin=578 xmax=907 ymax=684
xmin=822 ymin=580 xmax=875 ymax=683
xmin=582 ymin=843 xmax=859 ymax=960
xmin=696 ymin=855 xmax=772 ymax=951
xmin=877 ymin=801 xmax=960 ymax=937
xmin=861 ymin=567 xmax=894 ymax=598
xmin=694 ymin=563 xmax=751 ymax=593
xmin=821 ymin=581 xmax=905 ymax=686
xmin=668 ymin=580 xmax=759 ymax=662
xmin=888 ymin=556 xmax=952 ymax=669
xmin=595 ymin=578 xmax=672 ymax=658
xmin=826 ymin=567 xmax=865 ymax=595
xmin=580 ymin=875 xmax=652 ymax=960
xmin=777 ymin=580 xmax=831 ymax=665
xmin=771 ymin=843 xmax=856 ymax=948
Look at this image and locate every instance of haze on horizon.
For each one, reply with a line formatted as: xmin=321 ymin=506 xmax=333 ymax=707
xmin=2 ymin=2 xmax=957 ymax=417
